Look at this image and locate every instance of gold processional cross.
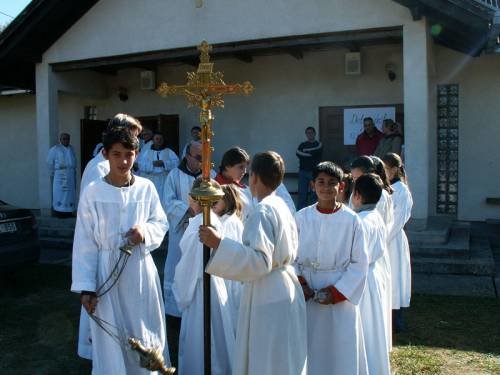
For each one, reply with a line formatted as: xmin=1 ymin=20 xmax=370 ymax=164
xmin=157 ymin=40 xmax=253 ymax=375
xmin=157 ymin=40 xmax=253 ymax=213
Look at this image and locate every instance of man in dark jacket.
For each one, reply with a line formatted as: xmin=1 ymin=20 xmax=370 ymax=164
xmin=355 ymin=117 xmax=383 ymax=156
xmin=296 ymin=126 xmax=323 ymax=209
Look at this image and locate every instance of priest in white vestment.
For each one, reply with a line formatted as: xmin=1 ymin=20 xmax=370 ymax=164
xmin=47 ymin=133 xmax=77 ymax=215
xmin=137 ymin=133 xmax=179 ymax=196
xmin=200 ymin=151 xmax=307 ymax=375
xmin=161 ymin=142 xmax=215 ymax=318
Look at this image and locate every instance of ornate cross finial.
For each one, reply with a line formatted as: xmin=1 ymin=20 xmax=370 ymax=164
xmin=198 ymin=41 xmax=212 ymax=63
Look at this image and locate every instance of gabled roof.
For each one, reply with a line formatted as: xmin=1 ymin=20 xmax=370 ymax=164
xmin=0 ymin=0 xmax=98 ymax=89
xmin=0 ymin=0 xmax=498 ymax=90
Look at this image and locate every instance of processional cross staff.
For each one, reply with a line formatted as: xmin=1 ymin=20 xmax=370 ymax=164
xmin=157 ymin=41 xmax=253 ymax=375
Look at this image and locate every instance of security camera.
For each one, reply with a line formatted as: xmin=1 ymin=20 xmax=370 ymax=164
xmin=118 ymin=87 xmax=128 ymax=102
xmin=385 ymin=63 xmax=396 ymax=82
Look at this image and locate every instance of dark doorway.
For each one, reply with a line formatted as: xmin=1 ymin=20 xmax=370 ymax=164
xmin=80 ymin=119 xmax=108 ymax=174
xmin=319 ymin=104 xmax=404 ymax=170
xmin=138 ymin=114 xmax=180 ymax=155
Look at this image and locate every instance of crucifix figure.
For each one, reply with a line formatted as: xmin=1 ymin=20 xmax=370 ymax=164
xmin=157 ymin=40 xmax=253 ymax=375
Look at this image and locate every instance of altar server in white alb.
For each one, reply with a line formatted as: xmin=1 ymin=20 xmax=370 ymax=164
xmin=137 ymin=132 xmax=179 ymax=196
xmin=173 ymin=179 xmax=235 ymax=375
xmin=80 ymin=114 xmax=143 ymax=194
xmin=200 ymin=151 xmax=307 ymax=375
xmin=213 ymin=184 xmax=245 ymax=330
xmin=383 ymin=152 xmax=413 ymax=331
xmin=351 ymin=173 xmax=391 ymax=375
xmin=47 ymin=133 xmax=77 ymax=216
xmin=161 ymin=141 xmax=215 ymax=319
xmin=76 ymin=114 xmax=143 ymax=361
xmin=295 ymin=161 xmax=369 ymax=375
xmin=71 ymin=126 xmax=170 ymax=374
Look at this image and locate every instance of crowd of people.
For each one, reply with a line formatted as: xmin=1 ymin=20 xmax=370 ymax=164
xmin=64 ymin=113 xmax=413 ymax=374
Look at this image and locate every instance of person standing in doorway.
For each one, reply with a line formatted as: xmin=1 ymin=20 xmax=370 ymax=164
xmin=47 ymin=133 xmax=77 ymax=218
xmin=180 ymin=126 xmax=202 ymax=158
xmin=355 ymin=117 xmax=384 ymax=156
xmin=296 ymin=126 xmax=322 ymax=210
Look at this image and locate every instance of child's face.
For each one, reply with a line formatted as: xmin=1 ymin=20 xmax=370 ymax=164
xmin=311 ymin=172 xmax=343 ymax=203
xmin=188 ymin=196 xmax=202 ymax=215
xmin=104 ymin=143 xmax=137 ymax=176
xmin=385 ymin=165 xmax=398 ymax=181
xmin=212 ymin=199 xmax=226 ymax=216
xmin=225 ymin=162 xmax=247 ymax=183
xmin=351 ymin=168 xmax=364 ymax=182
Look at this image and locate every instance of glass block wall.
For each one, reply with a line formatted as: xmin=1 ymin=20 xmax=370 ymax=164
xmin=437 ymin=84 xmax=459 ymax=215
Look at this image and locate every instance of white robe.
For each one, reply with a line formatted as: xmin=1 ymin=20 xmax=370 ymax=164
xmin=295 ymin=204 xmax=369 ymax=375
xmin=173 ymin=213 xmax=235 ymax=375
xmin=137 ymin=148 xmax=179 ymax=197
xmin=47 ymin=144 xmax=77 ymax=212
xmin=274 ymin=183 xmax=296 ymax=215
xmin=388 ymin=181 xmax=413 ymax=309
xmin=71 ymin=177 xmax=170 ymax=374
xmin=206 ymin=194 xmax=307 ymax=375
xmin=80 ymin=151 xmax=109 ymax=194
xmin=351 ymin=189 xmax=394 ymax=351
xmin=92 ymin=142 xmax=104 ymax=157
xmin=161 ymin=166 xmax=215 ymax=317
xmin=218 ymin=213 xmax=245 ymax=332
xmin=358 ymin=209 xmax=391 ymax=375
xmin=233 ymin=185 xmax=253 ymax=223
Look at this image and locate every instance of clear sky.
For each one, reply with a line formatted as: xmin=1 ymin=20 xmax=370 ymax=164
xmin=0 ymin=0 xmax=32 ymax=26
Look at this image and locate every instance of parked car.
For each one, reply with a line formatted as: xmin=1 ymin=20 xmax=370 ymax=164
xmin=0 ymin=200 xmax=40 ymax=270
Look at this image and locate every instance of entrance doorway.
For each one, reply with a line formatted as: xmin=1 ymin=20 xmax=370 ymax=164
xmin=79 ymin=114 xmax=180 ymax=174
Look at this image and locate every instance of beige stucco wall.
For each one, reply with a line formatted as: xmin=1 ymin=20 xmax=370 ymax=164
xmin=435 ymin=45 xmax=500 ymax=221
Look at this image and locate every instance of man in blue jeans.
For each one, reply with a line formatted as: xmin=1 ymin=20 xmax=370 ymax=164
xmin=296 ymin=126 xmax=323 ymax=209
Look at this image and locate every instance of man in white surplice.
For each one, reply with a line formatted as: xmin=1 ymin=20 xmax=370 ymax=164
xmin=161 ymin=142 xmax=215 ymax=324
xmin=47 ymin=133 xmax=77 ymax=216
xmin=295 ymin=161 xmax=369 ymax=375
xmin=199 ymin=151 xmax=307 ymax=375
xmin=72 ymin=126 xmax=170 ymax=374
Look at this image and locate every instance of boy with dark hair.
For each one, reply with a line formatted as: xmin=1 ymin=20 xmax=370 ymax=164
xmin=352 ymin=173 xmax=391 ymax=374
xmin=199 ymin=151 xmax=307 ymax=375
xmin=72 ymin=126 xmax=171 ymax=374
xmin=295 ymin=161 xmax=369 ymax=375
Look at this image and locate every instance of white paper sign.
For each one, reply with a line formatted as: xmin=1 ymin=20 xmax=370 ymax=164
xmin=343 ymin=107 xmax=396 ymax=145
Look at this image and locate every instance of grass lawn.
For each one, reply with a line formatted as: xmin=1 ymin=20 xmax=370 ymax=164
xmin=0 ymin=263 xmax=499 ymax=374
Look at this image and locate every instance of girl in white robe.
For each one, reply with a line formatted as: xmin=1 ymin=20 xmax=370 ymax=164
xmin=137 ymin=133 xmax=179 ymax=197
xmin=352 ymin=174 xmax=391 ymax=375
xmin=199 ymin=151 xmax=307 ymax=375
xmin=350 ymin=155 xmax=394 ymax=351
xmin=296 ymin=161 xmax=369 ymax=375
xmin=72 ymin=179 xmax=170 ymax=373
xmin=382 ymin=153 xmax=413 ymax=315
xmin=173 ymin=208 xmax=235 ymax=375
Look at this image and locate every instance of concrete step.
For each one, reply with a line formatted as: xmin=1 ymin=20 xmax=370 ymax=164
xmin=412 ymin=273 xmax=497 ymax=297
xmin=39 ymin=236 xmax=73 ymax=251
xmin=411 ymin=236 xmax=495 ymax=276
xmin=407 ymin=216 xmax=452 ymax=245
xmin=38 ymin=226 xmax=75 ymax=239
xmin=36 ymin=216 xmax=76 ymax=229
xmin=411 ymin=227 xmax=470 ymax=258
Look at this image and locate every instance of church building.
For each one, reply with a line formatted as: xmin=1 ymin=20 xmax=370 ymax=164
xmin=0 ymin=0 xmax=499 ymax=228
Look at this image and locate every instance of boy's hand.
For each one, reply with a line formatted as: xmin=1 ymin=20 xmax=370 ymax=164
xmin=81 ymin=293 xmax=98 ymax=314
xmin=315 ymin=287 xmax=333 ymax=305
xmin=301 ymin=284 xmax=315 ymax=301
xmin=126 ymin=225 xmax=145 ymax=245
xmin=199 ymin=225 xmax=221 ymax=249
